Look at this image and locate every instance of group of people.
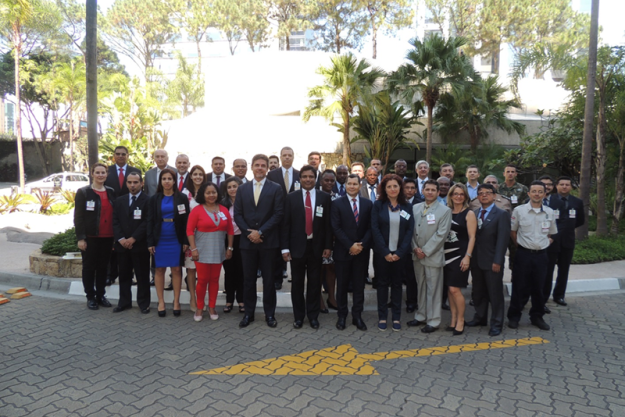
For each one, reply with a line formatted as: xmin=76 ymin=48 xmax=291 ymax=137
xmin=74 ymin=145 xmax=585 ymax=335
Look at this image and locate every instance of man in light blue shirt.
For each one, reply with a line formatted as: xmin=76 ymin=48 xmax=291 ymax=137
xmin=466 ymin=165 xmax=480 ymax=200
xmin=437 ymin=177 xmax=450 ymax=206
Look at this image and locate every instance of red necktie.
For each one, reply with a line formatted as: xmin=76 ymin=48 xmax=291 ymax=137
xmin=480 ymin=209 xmax=486 ymax=221
xmin=118 ymin=167 xmax=124 ymax=188
xmin=178 ymin=175 xmax=184 ymax=191
xmin=352 ymin=198 xmax=359 ymax=224
xmin=305 ymin=191 xmax=313 ymax=236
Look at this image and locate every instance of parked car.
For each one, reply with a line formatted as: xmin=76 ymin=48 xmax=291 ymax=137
xmin=25 ymin=172 xmax=90 ymax=194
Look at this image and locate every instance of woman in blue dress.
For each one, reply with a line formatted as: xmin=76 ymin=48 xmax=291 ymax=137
xmin=147 ymin=168 xmax=190 ymax=317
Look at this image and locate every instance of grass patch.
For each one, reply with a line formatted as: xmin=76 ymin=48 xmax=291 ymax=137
xmin=572 ymin=234 xmax=625 ymax=264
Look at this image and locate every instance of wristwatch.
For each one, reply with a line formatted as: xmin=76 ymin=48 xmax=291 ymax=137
xmin=227 ymin=247 xmax=234 ymax=251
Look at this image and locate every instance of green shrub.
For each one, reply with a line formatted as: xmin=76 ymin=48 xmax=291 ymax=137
xmin=48 ymin=202 xmax=73 ymax=215
xmin=41 ymin=227 xmax=79 ymax=256
xmin=572 ymin=235 xmax=625 ymax=264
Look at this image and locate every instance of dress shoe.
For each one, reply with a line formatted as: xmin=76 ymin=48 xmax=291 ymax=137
xmin=141 ymin=307 xmax=150 ymax=314
xmin=406 ymin=303 xmax=416 ymax=313
xmin=266 ymin=316 xmax=278 ymax=328
xmin=150 ymin=279 xmax=155 ymax=286
xmin=309 ymin=319 xmax=320 ymax=329
xmin=489 ymin=328 xmax=502 ymax=336
xmin=441 ymin=302 xmax=450 ymax=311
xmin=98 ymin=297 xmax=112 ymax=308
xmin=158 ymin=309 xmax=166 ymax=318
xmin=544 ymin=305 xmax=551 ymax=314
xmin=164 ymin=283 xmax=173 ymax=291
xmin=239 ymin=316 xmax=254 ymax=327
xmin=87 ymin=299 xmax=99 ymax=310
xmin=508 ymin=320 xmax=519 ymax=329
xmin=293 ymin=320 xmax=303 ymax=329
xmin=530 ymin=317 xmax=551 ymax=331
xmin=275 ymin=282 xmax=282 ymax=290
xmin=336 ymin=317 xmax=346 ymax=330
xmin=421 ymin=325 xmax=438 ymax=333
xmin=327 ymin=299 xmax=338 ymax=310
xmin=352 ymin=318 xmax=367 ymax=331
xmin=320 ymin=308 xmax=329 ymax=314
xmin=445 ymin=326 xmax=455 ymax=331
xmin=112 ymin=305 xmax=129 ymax=313
xmin=392 ymin=322 xmax=401 ymax=332
xmin=554 ymin=298 xmax=567 ymax=306
xmin=407 ymin=319 xmax=425 ymax=327
xmin=466 ymin=319 xmax=487 ymax=327
xmin=378 ymin=321 xmax=387 ymax=331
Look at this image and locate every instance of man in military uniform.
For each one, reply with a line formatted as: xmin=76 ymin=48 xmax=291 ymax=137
xmin=469 ymin=175 xmax=511 ymax=214
xmin=507 ymin=181 xmax=558 ymax=331
xmin=498 ymin=165 xmax=528 ymax=274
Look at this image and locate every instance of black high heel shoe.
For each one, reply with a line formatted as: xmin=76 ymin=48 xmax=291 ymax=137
xmin=173 ymin=307 xmax=181 ymax=317
xmin=158 ymin=309 xmax=166 ymax=318
xmin=453 ymin=326 xmax=464 ymax=336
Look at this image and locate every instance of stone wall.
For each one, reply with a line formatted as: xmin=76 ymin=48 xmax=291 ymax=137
xmin=29 ymin=249 xmax=81 ymax=278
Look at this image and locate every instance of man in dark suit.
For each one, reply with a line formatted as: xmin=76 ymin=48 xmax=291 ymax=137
xmin=331 ymin=174 xmax=373 ymax=331
xmin=206 ymin=156 xmax=231 ymax=191
xmin=267 ymin=146 xmax=300 ymax=289
xmin=308 ymin=151 xmax=323 ymax=187
xmin=359 ymin=167 xmax=379 ymax=201
xmin=234 ymin=154 xmax=284 ymax=328
xmin=112 ymin=172 xmax=151 ymax=314
xmin=144 ymin=149 xmax=173 ymax=197
xmin=402 ymin=178 xmax=422 ymax=313
xmin=544 ymin=176 xmax=585 ymax=307
xmin=281 ymin=165 xmax=332 ymax=329
xmin=332 ymin=165 xmax=349 ymax=197
xmin=466 ymin=183 xmax=511 ymax=336
xmin=105 ymin=146 xmax=142 ymax=197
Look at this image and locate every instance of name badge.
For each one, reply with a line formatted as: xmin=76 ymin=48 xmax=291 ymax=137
xmin=477 ymin=218 xmax=483 ymax=229
xmin=86 ymin=201 xmax=95 ymax=211
xmin=511 ymin=195 xmax=518 ymax=204
xmin=218 ymin=212 xmax=227 ymax=220
xmin=294 ymin=182 xmax=301 ymax=191
xmin=177 ymin=204 xmax=186 ymax=214
xmin=400 ymin=210 xmax=410 ymax=220
xmin=427 ymin=213 xmax=436 ymax=224
xmin=569 ymin=209 xmax=576 ymax=218
xmin=541 ymin=221 xmax=550 ymax=233
xmin=554 ymin=209 xmax=560 ymax=220
xmin=133 ymin=209 xmax=142 ymax=220
xmin=315 ymin=206 xmax=323 ymax=217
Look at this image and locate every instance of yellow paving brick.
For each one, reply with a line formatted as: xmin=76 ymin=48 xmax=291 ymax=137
xmin=10 ymin=292 xmax=31 ymax=299
xmin=6 ymin=287 xmax=27 ymax=294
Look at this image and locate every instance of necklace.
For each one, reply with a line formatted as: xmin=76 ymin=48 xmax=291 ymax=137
xmin=388 ymin=201 xmax=401 ymax=212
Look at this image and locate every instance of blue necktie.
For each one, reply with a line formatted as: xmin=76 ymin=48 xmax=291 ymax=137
xmin=370 ymin=186 xmax=375 ymax=201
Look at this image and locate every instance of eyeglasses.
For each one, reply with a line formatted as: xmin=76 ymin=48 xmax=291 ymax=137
xmin=485 ymin=181 xmax=497 ymax=185
xmin=451 ymin=193 xmax=465 ymax=197
xmin=478 ymin=192 xmax=494 ymax=196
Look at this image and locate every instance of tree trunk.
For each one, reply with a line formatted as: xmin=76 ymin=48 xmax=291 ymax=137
xmin=69 ymin=103 xmax=74 ymax=171
xmin=612 ymin=138 xmax=625 ymax=235
xmin=426 ymin=103 xmax=434 ymax=164
xmin=491 ymin=44 xmax=500 ymax=75
xmin=196 ymin=40 xmax=202 ymax=75
xmin=578 ymin=0 xmax=600 ymax=240
xmin=285 ymin=34 xmax=290 ymax=51
xmin=13 ymin=27 xmax=26 ymax=192
xmin=343 ymin=114 xmax=351 ymax=166
xmin=595 ymin=88 xmax=608 ymax=237
xmin=371 ymin=21 xmax=377 ymax=59
xmin=335 ymin=25 xmax=341 ymax=54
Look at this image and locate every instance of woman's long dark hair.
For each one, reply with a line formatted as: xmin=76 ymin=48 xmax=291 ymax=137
xmin=184 ymin=165 xmax=207 ymax=198
xmin=220 ymin=176 xmax=242 ymax=208
xmin=377 ymin=174 xmax=406 ymax=205
xmin=156 ymin=168 xmax=181 ymax=195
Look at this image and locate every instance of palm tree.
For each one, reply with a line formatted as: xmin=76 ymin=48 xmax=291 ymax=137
xmin=303 ymin=53 xmax=385 ymax=166
xmin=434 ymin=74 xmax=524 ymax=151
xmin=351 ymin=91 xmax=418 ymax=173
xmin=387 ymin=34 xmax=474 ymax=164
xmin=0 ymin=0 xmax=33 ymax=192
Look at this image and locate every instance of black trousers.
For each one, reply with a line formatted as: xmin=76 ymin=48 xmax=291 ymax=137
xmin=507 ymin=247 xmax=547 ymax=321
xmin=404 ymin=256 xmax=418 ymax=307
xmin=471 ymin=266 xmax=505 ymax=330
xmin=223 ymin=235 xmax=244 ymax=304
xmin=273 ymin=250 xmax=287 ymax=284
xmin=117 ymin=248 xmax=150 ymax=310
xmin=81 ymin=237 xmax=114 ymax=300
xmin=290 ymin=240 xmax=322 ymax=321
xmin=376 ymin=254 xmax=403 ymax=321
xmin=544 ymin=247 xmax=575 ymax=301
xmin=241 ymin=248 xmax=276 ymax=318
xmin=335 ymin=253 xmax=367 ymax=319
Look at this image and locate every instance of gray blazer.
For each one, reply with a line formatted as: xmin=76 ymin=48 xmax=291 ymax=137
xmin=411 ymin=200 xmax=452 ymax=267
xmin=473 ymin=205 xmax=511 ymax=270
xmin=144 ymin=165 xmax=174 ymax=197
xmin=359 ymin=182 xmax=378 ymax=200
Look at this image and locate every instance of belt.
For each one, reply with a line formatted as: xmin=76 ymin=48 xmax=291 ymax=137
xmin=163 ymin=218 xmax=174 ymax=222
xmin=518 ymin=246 xmax=546 ymax=254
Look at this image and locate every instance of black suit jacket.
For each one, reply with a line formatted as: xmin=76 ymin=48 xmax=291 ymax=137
xmin=330 ymin=195 xmax=373 ymax=262
xmin=206 ymin=172 xmax=232 ymax=184
xmin=473 ymin=205 xmax=511 ymax=270
xmin=281 ymin=190 xmax=332 ymax=259
xmin=112 ymin=192 xmax=149 ymax=252
xmin=407 ymin=194 xmax=424 ymax=205
xmin=233 ymin=179 xmax=284 ymax=250
xmin=267 ymin=167 xmax=300 ymax=196
xmin=105 ymin=165 xmax=142 ymax=197
xmin=332 ymin=181 xmax=347 ymax=197
xmin=371 ymin=200 xmax=414 ymax=259
xmin=146 ymin=192 xmax=190 ymax=247
xmin=549 ymin=194 xmax=585 ymax=251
